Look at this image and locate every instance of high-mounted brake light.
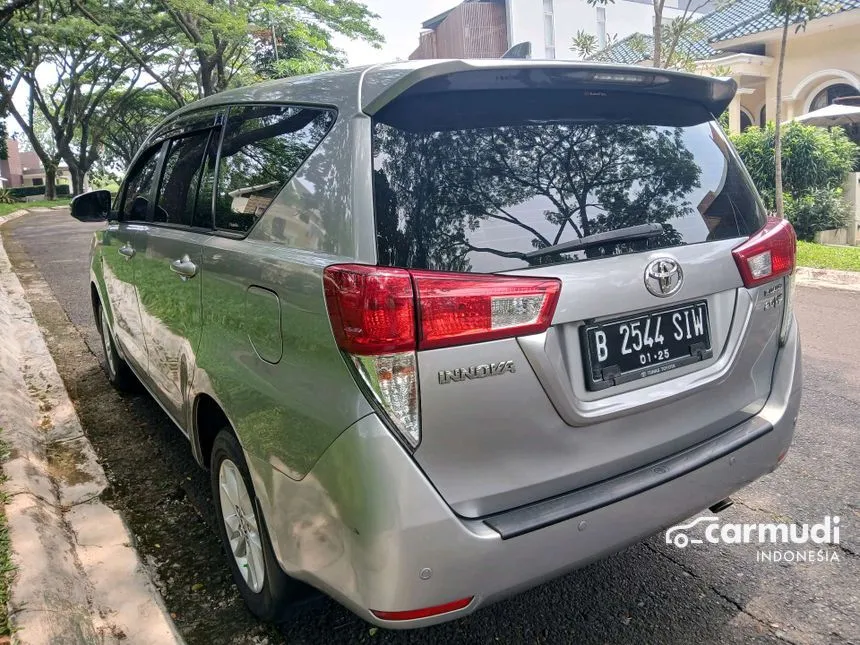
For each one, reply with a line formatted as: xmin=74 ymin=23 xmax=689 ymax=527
xmin=323 ymin=265 xmax=562 ymax=448
xmin=731 ymin=217 xmax=796 ymax=288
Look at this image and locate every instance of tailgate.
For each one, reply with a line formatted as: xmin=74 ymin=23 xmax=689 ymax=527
xmin=367 ymin=64 xmax=781 ymax=518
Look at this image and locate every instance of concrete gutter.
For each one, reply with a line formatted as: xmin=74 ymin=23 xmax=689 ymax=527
xmin=796 ymin=266 xmax=860 ymax=292
xmin=0 ymin=211 xmax=183 ymax=644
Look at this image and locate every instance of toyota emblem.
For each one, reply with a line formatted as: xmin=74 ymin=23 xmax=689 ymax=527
xmin=644 ymin=258 xmax=683 ymax=297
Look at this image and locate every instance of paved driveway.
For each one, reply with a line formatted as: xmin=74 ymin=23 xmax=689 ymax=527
xmin=3 ymin=210 xmax=858 ymax=645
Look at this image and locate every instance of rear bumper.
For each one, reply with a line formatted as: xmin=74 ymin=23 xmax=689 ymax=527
xmin=249 ymin=319 xmax=802 ymax=629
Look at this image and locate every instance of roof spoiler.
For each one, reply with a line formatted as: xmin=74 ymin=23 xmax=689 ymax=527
xmin=361 ymin=61 xmax=737 ymax=118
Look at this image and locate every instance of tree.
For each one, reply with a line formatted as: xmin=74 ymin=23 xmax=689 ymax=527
xmin=770 ymin=0 xmax=820 ymax=218
xmin=0 ymin=0 xmax=35 ymax=28
xmin=0 ymin=0 xmax=146 ymax=196
xmin=73 ymin=0 xmax=384 ymax=100
xmin=573 ymin=0 xmax=710 ymax=71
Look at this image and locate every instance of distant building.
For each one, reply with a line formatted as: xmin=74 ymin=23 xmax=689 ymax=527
xmin=0 ymin=138 xmax=70 ymax=189
xmin=411 ymin=0 xmax=509 ymax=59
xmin=598 ymin=0 xmax=860 ymax=133
xmin=409 ymin=0 xmax=712 ymax=61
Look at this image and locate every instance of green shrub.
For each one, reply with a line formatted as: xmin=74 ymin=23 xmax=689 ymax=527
xmin=0 ymin=189 xmax=20 ymax=204
xmin=731 ymin=121 xmax=858 ymax=209
xmin=730 ymin=121 xmax=858 ymax=239
xmin=785 ymin=188 xmax=849 ymax=242
xmin=8 ymin=184 xmax=71 ymax=198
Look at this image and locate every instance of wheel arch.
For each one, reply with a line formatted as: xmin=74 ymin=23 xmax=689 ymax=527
xmin=192 ymin=392 xmax=235 ymax=469
xmin=91 ymin=281 xmax=103 ymax=331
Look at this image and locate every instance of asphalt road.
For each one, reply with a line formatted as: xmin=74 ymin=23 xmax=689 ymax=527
xmin=3 ymin=210 xmax=858 ymax=645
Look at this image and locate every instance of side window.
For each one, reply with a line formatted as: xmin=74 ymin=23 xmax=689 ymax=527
xmin=214 ymin=105 xmax=335 ymax=234
xmin=154 ymin=129 xmax=215 ymax=227
xmin=121 ymin=147 xmax=161 ymax=222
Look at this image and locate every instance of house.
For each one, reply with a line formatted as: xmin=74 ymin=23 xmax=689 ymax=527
xmin=410 ymin=0 xmax=713 ymax=61
xmin=0 ymin=138 xmax=70 ymax=189
xmin=598 ymin=0 xmax=860 ymax=134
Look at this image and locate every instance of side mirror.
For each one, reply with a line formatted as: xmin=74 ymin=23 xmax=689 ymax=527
xmin=70 ymin=190 xmax=112 ymax=221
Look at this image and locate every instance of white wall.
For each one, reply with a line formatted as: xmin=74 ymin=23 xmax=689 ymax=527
xmin=506 ymin=0 xmax=701 ymax=61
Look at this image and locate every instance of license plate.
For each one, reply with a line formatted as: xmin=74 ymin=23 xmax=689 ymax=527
xmin=582 ymin=301 xmax=712 ymax=391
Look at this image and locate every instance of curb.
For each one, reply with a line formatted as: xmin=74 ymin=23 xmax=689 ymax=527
xmin=796 ymin=266 xmax=860 ymax=292
xmin=0 ymin=212 xmax=184 ymax=644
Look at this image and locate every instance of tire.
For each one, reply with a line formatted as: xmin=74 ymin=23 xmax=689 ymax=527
xmin=97 ymin=302 xmax=137 ymax=391
xmin=210 ymin=429 xmax=300 ymax=622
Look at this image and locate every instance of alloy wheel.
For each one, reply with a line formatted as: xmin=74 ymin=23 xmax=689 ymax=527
xmin=218 ymin=459 xmax=266 ymax=593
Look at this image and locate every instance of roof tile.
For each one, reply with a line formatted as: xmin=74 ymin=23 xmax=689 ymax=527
xmin=598 ymin=0 xmax=859 ymax=65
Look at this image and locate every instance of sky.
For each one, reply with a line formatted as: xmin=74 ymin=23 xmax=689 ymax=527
xmin=333 ymin=0 xmax=456 ymax=65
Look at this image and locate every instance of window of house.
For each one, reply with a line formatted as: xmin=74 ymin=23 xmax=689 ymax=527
xmin=810 ymin=83 xmax=860 ymax=112
xmin=740 ymin=111 xmax=753 ymax=131
xmin=32 ymin=177 xmax=44 ymax=186
xmin=543 ymin=0 xmax=556 ymax=59
xmin=759 ymin=105 xmax=766 ymax=126
xmin=154 ymin=129 xmax=217 ymax=227
xmin=121 ymin=147 xmax=162 ymax=222
xmin=214 ymin=105 xmax=335 ymax=234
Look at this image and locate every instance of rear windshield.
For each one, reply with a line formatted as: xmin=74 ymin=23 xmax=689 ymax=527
xmin=372 ymin=90 xmax=765 ymax=273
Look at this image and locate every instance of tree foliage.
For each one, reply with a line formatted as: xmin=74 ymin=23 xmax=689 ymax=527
xmin=0 ymin=0 xmax=382 ymax=198
xmin=732 ymin=121 xmax=856 ymax=203
xmin=731 ymin=121 xmax=857 ymax=239
xmin=72 ymin=0 xmax=383 ymax=100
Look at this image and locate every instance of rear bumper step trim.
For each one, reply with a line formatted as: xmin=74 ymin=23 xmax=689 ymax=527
xmin=483 ymin=417 xmax=772 ymax=539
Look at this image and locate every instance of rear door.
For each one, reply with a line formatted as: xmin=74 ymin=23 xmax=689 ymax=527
xmin=371 ymin=82 xmax=783 ymax=517
xmin=133 ymin=114 xmax=220 ymax=422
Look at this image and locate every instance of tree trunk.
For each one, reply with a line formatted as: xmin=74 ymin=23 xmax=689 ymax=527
xmin=653 ymin=1 xmax=663 ymax=68
xmin=773 ymin=12 xmax=790 ymax=219
xmin=69 ymin=165 xmax=85 ymax=196
xmin=44 ymin=166 xmax=57 ymax=200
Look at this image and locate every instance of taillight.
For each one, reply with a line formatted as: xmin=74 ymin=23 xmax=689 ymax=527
xmin=732 ymin=217 xmax=797 ymax=345
xmin=411 ymin=271 xmax=561 ymax=350
xmin=323 ymin=265 xmax=562 ymax=448
xmin=322 ymin=265 xmax=414 ymax=355
xmin=731 ymin=217 xmax=796 ymax=288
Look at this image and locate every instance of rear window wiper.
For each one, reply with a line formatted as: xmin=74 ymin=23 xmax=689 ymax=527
xmin=524 ymin=223 xmax=665 ymax=260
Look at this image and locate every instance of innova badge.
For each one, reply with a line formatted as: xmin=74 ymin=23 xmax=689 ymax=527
xmin=644 ymin=257 xmax=683 ymax=297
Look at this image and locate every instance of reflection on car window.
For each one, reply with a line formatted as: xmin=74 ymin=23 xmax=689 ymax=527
xmin=122 ymin=148 xmax=161 ymax=222
xmin=155 ymin=130 xmax=213 ymax=227
xmin=373 ymin=112 xmax=764 ymax=273
xmin=215 ymin=105 xmax=335 ymax=233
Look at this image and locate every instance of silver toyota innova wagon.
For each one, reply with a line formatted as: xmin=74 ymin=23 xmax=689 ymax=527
xmin=72 ymin=59 xmax=802 ymax=628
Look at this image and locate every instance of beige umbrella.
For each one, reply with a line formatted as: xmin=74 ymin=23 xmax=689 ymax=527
xmin=794 ymin=102 xmax=860 ymax=127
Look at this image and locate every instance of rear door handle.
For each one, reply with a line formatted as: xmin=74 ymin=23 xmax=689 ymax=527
xmin=170 ymin=255 xmax=198 ymax=280
xmin=118 ymin=244 xmax=135 ymax=259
